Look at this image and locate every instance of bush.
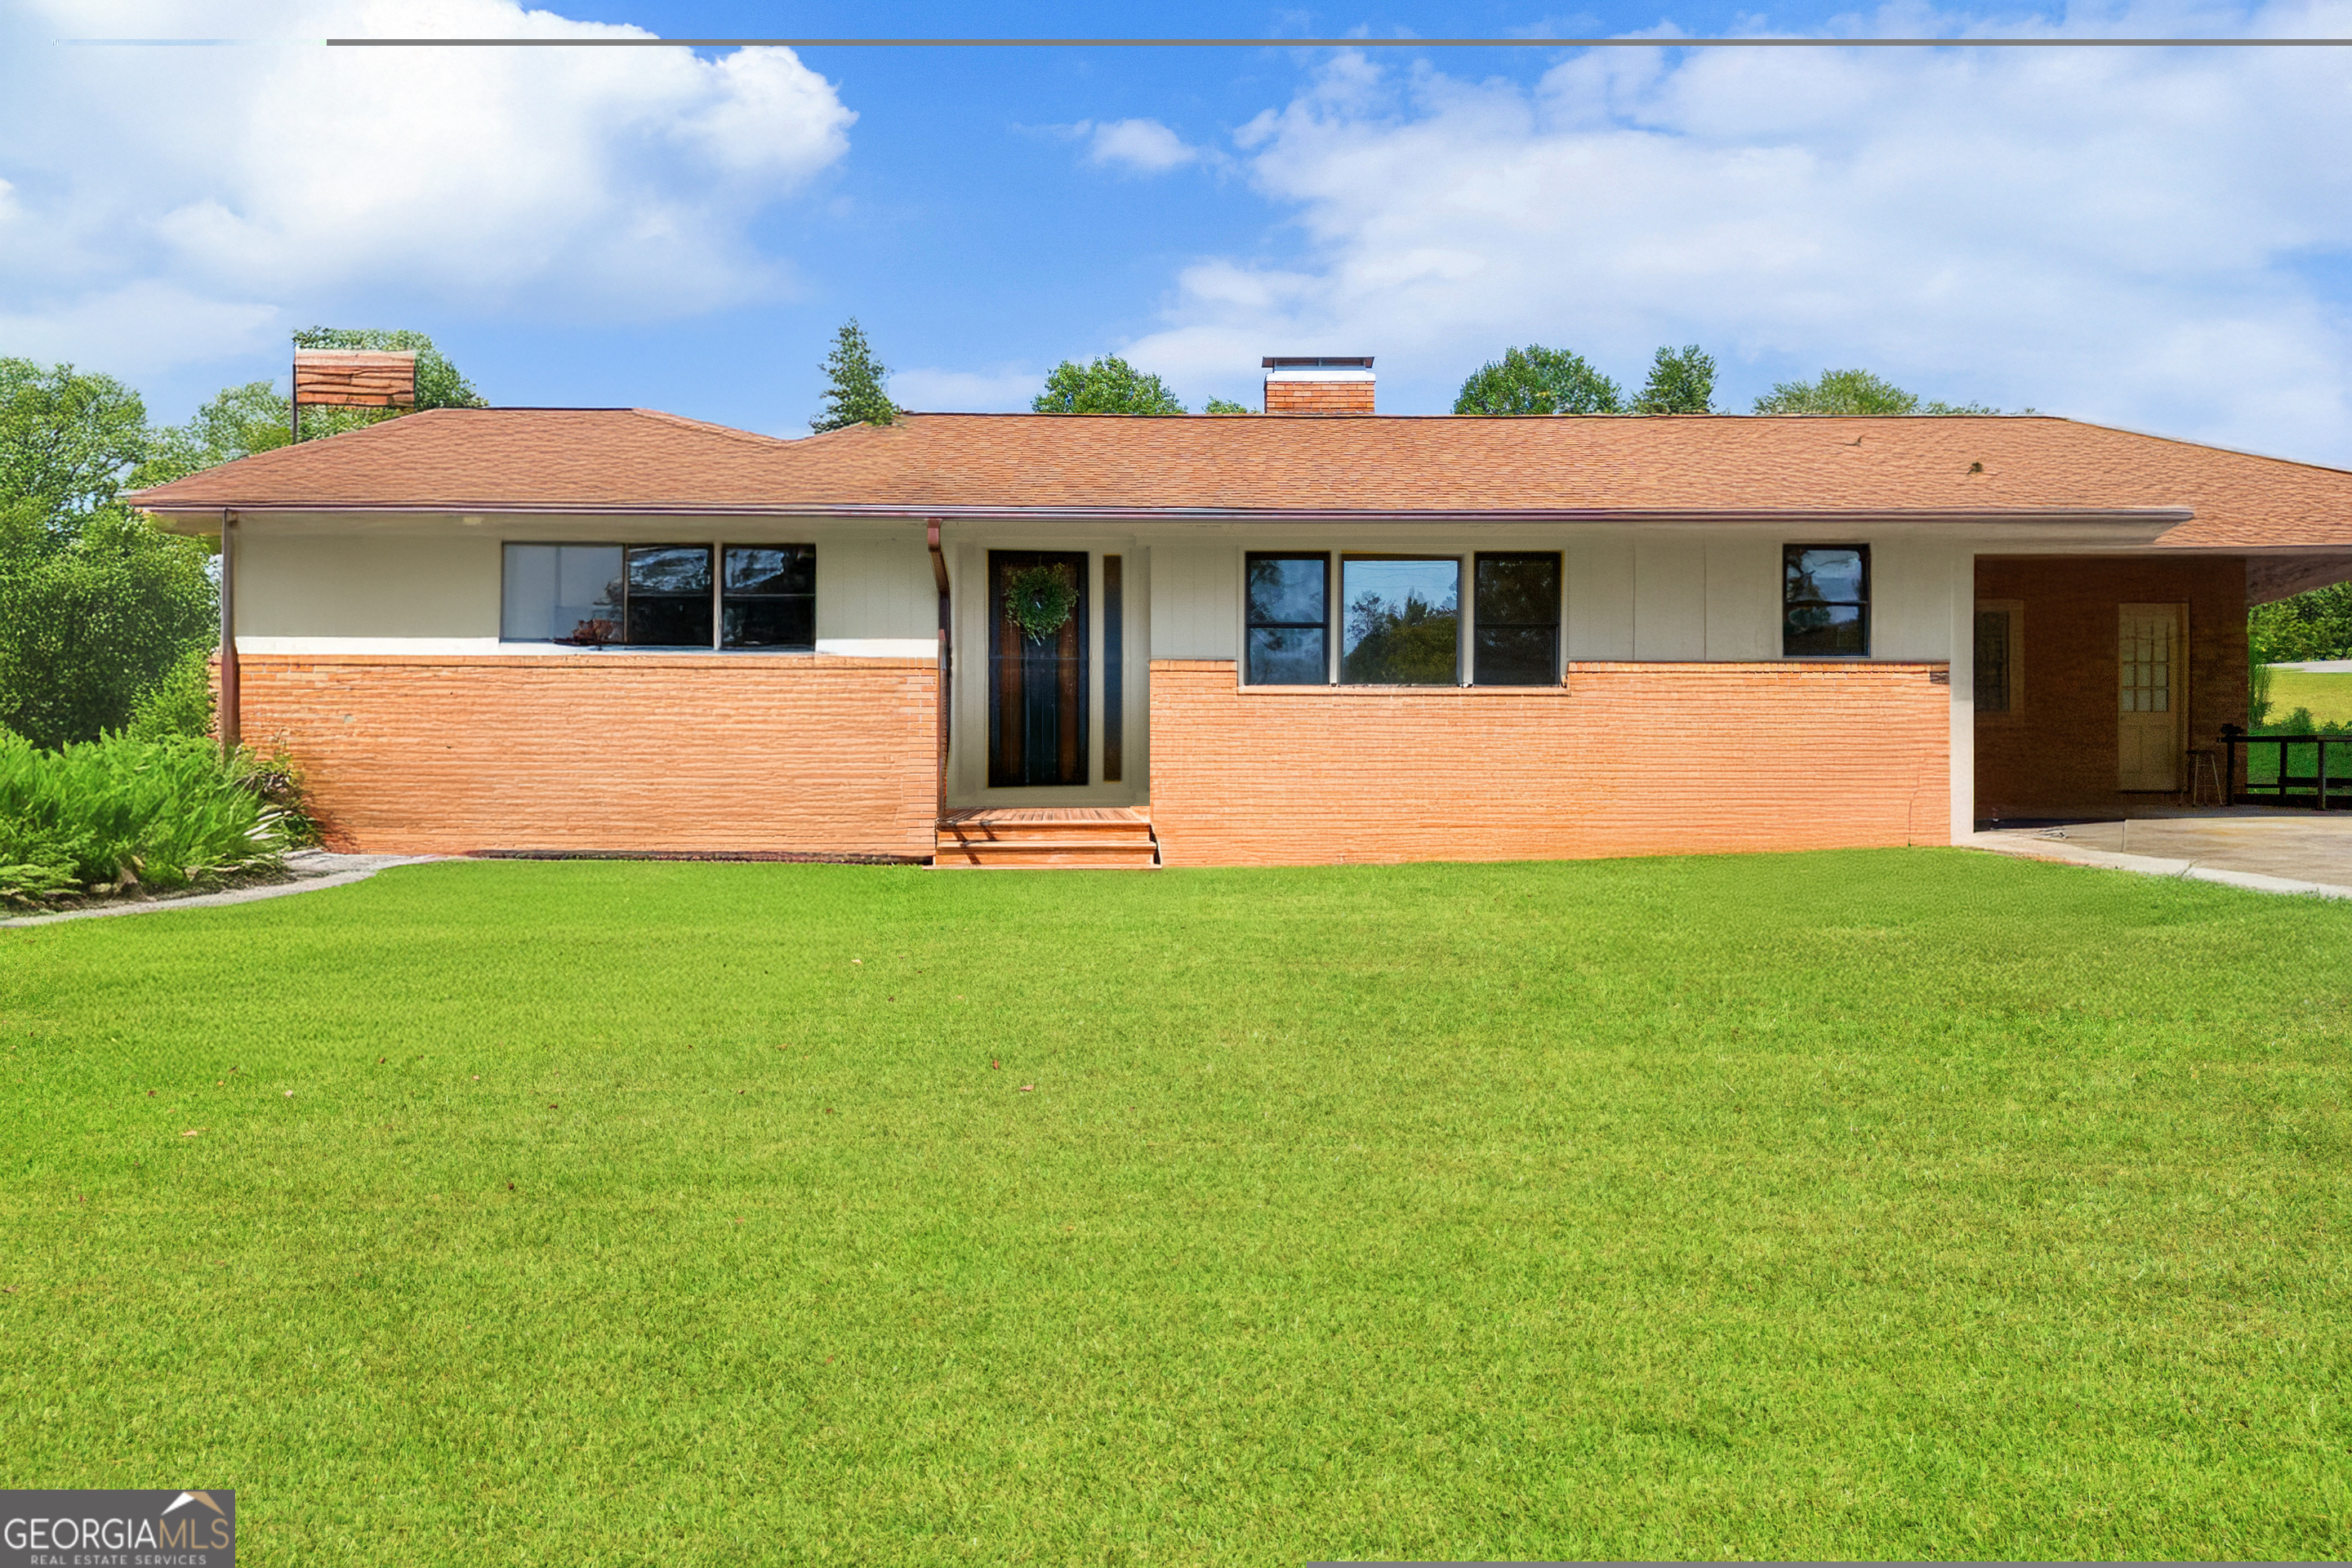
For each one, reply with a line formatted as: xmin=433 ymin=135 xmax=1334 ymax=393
xmin=0 ymin=729 xmax=301 ymax=906
xmin=127 ymin=645 xmax=216 ymax=740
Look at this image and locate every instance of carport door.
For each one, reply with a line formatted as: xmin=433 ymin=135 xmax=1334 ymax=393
xmin=2118 ymin=603 xmax=2185 ymax=791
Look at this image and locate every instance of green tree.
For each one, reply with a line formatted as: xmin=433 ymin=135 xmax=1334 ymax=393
xmin=2251 ymin=582 xmax=2352 ymax=666
xmin=0 ymin=359 xmax=153 ymax=523
xmin=0 ymin=505 xmax=216 ymax=749
xmin=1032 ymin=355 xmax=1187 ymax=415
xmin=1453 ymin=346 xmax=1622 ymax=416
xmin=139 ymin=381 xmax=291 ymax=485
xmin=811 ymin=318 xmax=899 ymax=432
xmin=1203 ymin=396 xmax=1253 ymax=415
xmin=1633 ymin=344 xmax=1717 ymax=414
xmin=1 ymin=360 xmax=218 ymax=746
xmin=1753 ymin=368 xmax=2001 ymax=416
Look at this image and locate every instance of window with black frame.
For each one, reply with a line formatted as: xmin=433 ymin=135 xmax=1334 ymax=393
xmin=1473 ymin=553 xmax=1561 ymax=685
xmin=502 ymin=542 xmax=816 ymax=648
xmin=1245 ymin=554 xmax=1330 ymax=684
xmin=624 ymin=546 xmax=715 ymax=646
xmin=1784 ymin=545 xmax=1869 ymax=657
xmin=723 ymin=545 xmax=815 ymax=648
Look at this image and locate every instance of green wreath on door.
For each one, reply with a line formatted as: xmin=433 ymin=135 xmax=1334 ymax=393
xmin=1004 ymin=564 xmax=1079 ymax=643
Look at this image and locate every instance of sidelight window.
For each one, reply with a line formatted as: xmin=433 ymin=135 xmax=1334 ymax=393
xmin=1975 ymin=600 xmax=2021 ymax=713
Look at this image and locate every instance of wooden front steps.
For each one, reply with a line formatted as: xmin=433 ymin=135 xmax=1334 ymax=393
xmin=934 ymin=808 xmax=1158 ymax=869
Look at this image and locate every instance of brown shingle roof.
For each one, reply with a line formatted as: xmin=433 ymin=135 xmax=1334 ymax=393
xmin=124 ymin=407 xmax=2352 ymax=549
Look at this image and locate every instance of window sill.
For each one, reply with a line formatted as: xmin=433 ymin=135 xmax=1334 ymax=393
xmin=1236 ymin=682 xmax=1570 ymax=694
xmin=503 ymin=644 xmax=821 ymax=655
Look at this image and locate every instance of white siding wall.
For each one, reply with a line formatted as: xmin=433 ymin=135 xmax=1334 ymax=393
xmin=242 ymin=530 xmax=501 ymax=638
xmin=1704 ymin=534 xmax=1782 ymax=661
xmin=813 ymin=534 xmax=934 ymax=641
xmin=1632 ymin=536 xmax=1708 ymax=660
xmin=1566 ymin=535 xmax=1634 ymax=659
xmin=1869 ymin=536 xmax=1951 ymax=661
xmin=1148 ymin=546 xmax=1241 ymax=658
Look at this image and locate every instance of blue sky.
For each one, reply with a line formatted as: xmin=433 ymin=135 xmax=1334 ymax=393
xmin=6 ymin=0 xmax=2352 ymax=461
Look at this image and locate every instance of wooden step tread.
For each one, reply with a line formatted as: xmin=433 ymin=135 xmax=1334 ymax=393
xmin=938 ymin=846 xmax=1158 ymax=857
xmin=942 ymin=823 xmax=1155 ymax=840
xmin=936 ymin=851 xmax=1159 ymax=869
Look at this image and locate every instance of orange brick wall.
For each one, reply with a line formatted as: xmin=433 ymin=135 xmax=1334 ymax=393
xmin=1263 ymin=381 xmax=1375 ymax=415
xmin=1147 ymin=660 xmax=1952 ymax=866
xmin=235 ymin=654 xmax=939 ymax=857
xmin=1973 ymin=555 xmax=2247 ymax=818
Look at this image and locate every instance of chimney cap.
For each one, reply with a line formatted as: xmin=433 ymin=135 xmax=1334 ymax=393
xmin=1263 ymin=355 xmax=1373 ymax=369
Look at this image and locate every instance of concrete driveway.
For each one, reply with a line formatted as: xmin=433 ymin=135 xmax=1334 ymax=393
xmin=1969 ymin=809 xmax=2352 ymax=898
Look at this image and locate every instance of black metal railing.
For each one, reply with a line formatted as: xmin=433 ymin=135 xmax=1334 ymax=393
xmin=2221 ymin=724 xmax=2352 ymax=808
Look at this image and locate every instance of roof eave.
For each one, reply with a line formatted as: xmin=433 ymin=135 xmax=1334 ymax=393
xmin=133 ymin=501 xmax=2200 ymax=526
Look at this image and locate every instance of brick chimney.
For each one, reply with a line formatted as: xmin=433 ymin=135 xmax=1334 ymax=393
xmin=1263 ymin=356 xmax=1374 ymax=415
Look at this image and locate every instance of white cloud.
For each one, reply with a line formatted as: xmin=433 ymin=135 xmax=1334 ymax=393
xmin=0 ymin=0 xmax=853 ymax=370
xmin=889 ymin=364 xmax=1041 ymax=412
xmin=1077 ymin=118 xmax=1205 ymax=173
xmin=1123 ymin=6 xmax=2352 ymax=460
xmin=0 ymin=281 xmax=278 ymax=376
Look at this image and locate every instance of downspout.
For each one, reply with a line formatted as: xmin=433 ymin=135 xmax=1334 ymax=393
xmin=928 ymin=519 xmax=951 ymax=823
xmin=218 ymin=508 xmax=241 ymax=755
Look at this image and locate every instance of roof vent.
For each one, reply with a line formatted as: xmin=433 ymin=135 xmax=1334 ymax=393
xmin=1263 ymin=355 xmax=1374 ymax=416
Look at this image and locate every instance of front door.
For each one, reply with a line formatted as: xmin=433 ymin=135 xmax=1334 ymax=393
xmin=2118 ymin=602 xmax=2186 ymax=791
xmin=989 ymin=550 xmax=1089 ymax=787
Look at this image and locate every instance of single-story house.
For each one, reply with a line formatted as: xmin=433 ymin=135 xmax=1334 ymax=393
xmin=127 ymin=358 xmax=2352 ymax=867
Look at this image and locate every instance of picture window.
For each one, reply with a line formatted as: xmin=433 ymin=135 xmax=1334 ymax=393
xmin=1341 ymin=557 xmax=1459 ymax=685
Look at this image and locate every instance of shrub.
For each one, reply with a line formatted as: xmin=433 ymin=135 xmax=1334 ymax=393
xmin=127 ymin=646 xmax=216 ymax=740
xmin=0 ymin=729 xmax=301 ymax=906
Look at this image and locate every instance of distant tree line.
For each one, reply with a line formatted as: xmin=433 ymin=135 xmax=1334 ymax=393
xmin=813 ymin=318 xmax=2012 ymax=425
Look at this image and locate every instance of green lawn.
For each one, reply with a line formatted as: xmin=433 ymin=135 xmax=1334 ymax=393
xmin=3 ymin=853 xmax=2348 ymax=1562
xmin=2262 ymin=666 xmax=2352 ymax=728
